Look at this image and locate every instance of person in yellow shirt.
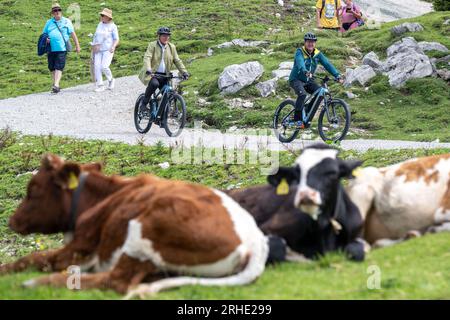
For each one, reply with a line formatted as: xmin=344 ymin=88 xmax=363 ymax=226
xmin=316 ymin=0 xmax=341 ymax=30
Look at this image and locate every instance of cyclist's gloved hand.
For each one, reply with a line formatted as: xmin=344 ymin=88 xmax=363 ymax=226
xmin=335 ymin=76 xmax=344 ymax=84
xmin=305 ymin=72 xmax=313 ymax=79
xmin=182 ymin=72 xmax=190 ymax=80
xmin=146 ymin=69 xmax=153 ymax=76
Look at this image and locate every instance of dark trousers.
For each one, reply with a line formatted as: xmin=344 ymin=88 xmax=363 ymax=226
xmin=290 ymin=80 xmax=321 ymax=121
xmin=143 ymin=75 xmax=169 ymax=105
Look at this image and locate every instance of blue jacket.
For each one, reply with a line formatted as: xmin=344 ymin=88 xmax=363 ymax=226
xmin=289 ymin=47 xmax=340 ymax=82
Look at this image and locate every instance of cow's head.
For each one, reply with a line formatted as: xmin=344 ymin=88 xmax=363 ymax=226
xmin=268 ymin=144 xmax=362 ymax=220
xmin=9 ymin=154 xmax=102 ymax=235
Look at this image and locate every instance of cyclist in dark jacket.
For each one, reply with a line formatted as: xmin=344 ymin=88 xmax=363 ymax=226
xmin=289 ymin=33 xmax=343 ymax=126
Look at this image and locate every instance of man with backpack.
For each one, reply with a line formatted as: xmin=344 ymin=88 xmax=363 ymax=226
xmin=316 ymin=0 xmax=341 ymax=30
xmin=42 ymin=3 xmax=81 ymax=94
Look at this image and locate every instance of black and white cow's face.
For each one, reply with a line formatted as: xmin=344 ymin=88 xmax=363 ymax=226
xmin=268 ymin=146 xmax=362 ymax=220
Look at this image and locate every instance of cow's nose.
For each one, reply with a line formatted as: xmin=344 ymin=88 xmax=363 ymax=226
xmin=298 ymin=191 xmax=317 ymax=205
xmin=300 ymin=196 xmax=315 ymax=206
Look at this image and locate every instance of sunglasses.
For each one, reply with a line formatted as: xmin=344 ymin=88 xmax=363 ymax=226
xmin=52 ymin=8 xmax=62 ymax=13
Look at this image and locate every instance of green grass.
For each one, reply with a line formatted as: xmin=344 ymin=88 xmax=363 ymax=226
xmin=1 ymin=1 xmax=448 ymax=141
xmin=0 ymin=132 xmax=449 ymax=299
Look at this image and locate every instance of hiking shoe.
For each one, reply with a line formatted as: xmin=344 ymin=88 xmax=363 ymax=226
xmin=95 ymin=85 xmax=106 ymax=92
xmin=107 ymin=78 xmax=115 ymax=90
xmin=51 ymin=86 xmax=60 ymax=94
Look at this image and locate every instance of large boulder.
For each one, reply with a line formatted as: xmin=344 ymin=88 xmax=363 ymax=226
xmin=418 ymin=41 xmax=449 ymax=53
xmin=383 ymin=50 xmax=434 ymax=88
xmin=344 ymin=65 xmax=377 ymax=87
xmin=217 ymin=39 xmax=269 ymax=49
xmin=256 ymin=78 xmax=278 ymax=97
xmin=362 ymin=51 xmax=383 ymax=71
xmin=271 ymin=69 xmax=291 ymax=80
xmin=218 ymin=61 xmax=264 ymax=94
xmin=390 ymin=23 xmax=424 ymax=36
xmin=381 ymin=37 xmax=434 ymax=87
xmin=386 ymin=37 xmax=423 ymax=57
xmin=278 ymin=61 xmax=294 ymax=70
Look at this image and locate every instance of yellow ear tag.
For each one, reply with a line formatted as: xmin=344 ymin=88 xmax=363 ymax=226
xmin=68 ymin=173 xmax=79 ymax=190
xmin=352 ymin=168 xmax=363 ymax=178
xmin=276 ymin=178 xmax=290 ymax=196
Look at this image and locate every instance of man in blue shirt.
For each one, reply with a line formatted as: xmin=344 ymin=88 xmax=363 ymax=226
xmin=42 ymin=3 xmax=81 ymax=94
xmin=289 ymin=33 xmax=343 ymax=126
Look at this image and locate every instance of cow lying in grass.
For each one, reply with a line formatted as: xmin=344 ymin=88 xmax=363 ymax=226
xmin=228 ymin=144 xmax=367 ymax=262
xmin=1 ymin=155 xmax=268 ymax=299
xmin=346 ymin=153 xmax=450 ymax=247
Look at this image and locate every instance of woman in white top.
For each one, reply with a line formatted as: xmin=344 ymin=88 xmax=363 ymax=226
xmin=91 ymin=8 xmax=119 ymax=92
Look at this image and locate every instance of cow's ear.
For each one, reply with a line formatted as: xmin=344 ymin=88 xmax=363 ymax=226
xmin=338 ymin=159 xmax=364 ymax=179
xmin=267 ymin=166 xmax=299 ymax=188
xmin=82 ymin=162 xmax=103 ymax=172
xmin=41 ymin=154 xmax=63 ymax=171
xmin=54 ymin=163 xmax=81 ymax=190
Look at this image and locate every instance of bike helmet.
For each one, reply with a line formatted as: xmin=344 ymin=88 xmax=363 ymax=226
xmin=157 ymin=27 xmax=171 ymax=35
xmin=304 ymin=32 xmax=317 ymax=42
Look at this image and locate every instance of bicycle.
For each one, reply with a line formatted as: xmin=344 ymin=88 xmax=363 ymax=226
xmin=273 ymin=76 xmax=351 ymax=143
xmin=134 ymin=73 xmax=187 ymax=137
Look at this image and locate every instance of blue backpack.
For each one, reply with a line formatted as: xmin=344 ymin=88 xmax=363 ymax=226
xmin=37 ymin=33 xmax=50 ymax=56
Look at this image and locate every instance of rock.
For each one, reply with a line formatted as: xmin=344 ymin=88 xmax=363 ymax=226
xmin=390 ymin=22 xmax=424 ymax=36
xmin=243 ymin=101 xmax=254 ymax=108
xmin=418 ymin=41 xmax=449 ymax=53
xmin=277 ymin=0 xmax=284 ymax=6
xmin=218 ymin=61 xmax=264 ymax=94
xmin=226 ymin=98 xmax=254 ymax=109
xmin=383 ymin=48 xmax=434 ymax=88
xmin=362 ymin=51 xmax=383 ymax=71
xmin=158 ymin=162 xmax=170 ymax=170
xmin=271 ymin=69 xmax=291 ymax=80
xmin=275 ymin=13 xmax=281 ymax=18
xmin=386 ymin=37 xmax=423 ymax=57
xmin=437 ymin=69 xmax=450 ymax=81
xmin=346 ymin=91 xmax=356 ymax=99
xmin=344 ymin=65 xmax=377 ymax=87
xmin=444 ymin=19 xmax=450 ymax=25
xmin=434 ymin=55 xmax=450 ymax=64
xmin=278 ymin=61 xmax=294 ymax=70
xmin=197 ymin=98 xmax=211 ymax=107
xmin=217 ymin=39 xmax=269 ymax=49
xmin=207 ymin=48 xmax=214 ymax=56
xmin=256 ymin=78 xmax=278 ymax=97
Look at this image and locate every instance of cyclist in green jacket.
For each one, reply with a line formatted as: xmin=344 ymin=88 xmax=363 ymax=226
xmin=289 ymin=33 xmax=344 ymax=126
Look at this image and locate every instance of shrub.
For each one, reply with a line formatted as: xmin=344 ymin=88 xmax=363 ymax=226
xmin=432 ymin=0 xmax=450 ymax=11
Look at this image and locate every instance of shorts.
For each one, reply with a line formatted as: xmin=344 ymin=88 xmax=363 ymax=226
xmin=47 ymin=51 xmax=67 ymax=71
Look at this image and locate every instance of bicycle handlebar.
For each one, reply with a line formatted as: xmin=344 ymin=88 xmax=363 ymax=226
xmin=145 ymin=72 xmax=186 ymax=80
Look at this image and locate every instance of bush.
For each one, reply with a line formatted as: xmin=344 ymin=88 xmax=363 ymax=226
xmin=432 ymin=0 xmax=450 ymax=11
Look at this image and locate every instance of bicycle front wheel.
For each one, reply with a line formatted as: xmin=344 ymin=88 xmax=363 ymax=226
xmin=163 ymin=93 xmax=186 ymax=137
xmin=273 ymin=99 xmax=300 ymax=143
xmin=134 ymin=94 xmax=153 ymax=134
xmin=318 ymin=98 xmax=351 ymax=142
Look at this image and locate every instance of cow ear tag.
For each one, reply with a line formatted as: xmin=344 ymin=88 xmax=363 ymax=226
xmin=276 ymin=178 xmax=289 ymax=196
xmin=352 ymin=168 xmax=362 ymax=178
xmin=68 ymin=172 xmax=79 ymax=190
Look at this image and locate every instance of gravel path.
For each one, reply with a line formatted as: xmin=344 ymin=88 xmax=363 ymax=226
xmin=357 ymin=0 xmax=433 ymax=23
xmin=1 ymin=76 xmax=449 ymax=153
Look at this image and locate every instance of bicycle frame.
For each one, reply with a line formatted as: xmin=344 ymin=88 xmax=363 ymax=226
xmin=152 ymin=82 xmax=174 ymax=120
xmin=301 ymin=85 xmax=329 ymax=124
xmin=282 ymin=80 xmax=331 ymax=127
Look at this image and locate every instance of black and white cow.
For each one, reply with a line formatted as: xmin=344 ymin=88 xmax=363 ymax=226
xmin=265 ymin=144 xmax=366 ymax=261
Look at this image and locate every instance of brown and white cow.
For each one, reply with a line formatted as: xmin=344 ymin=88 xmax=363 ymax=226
xmin=346 ymin=153 xmax=450 ymax=247
xmin=1 ymin=154 xmax=268 ymax=298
